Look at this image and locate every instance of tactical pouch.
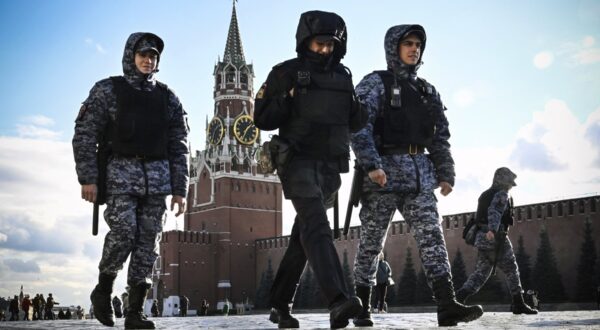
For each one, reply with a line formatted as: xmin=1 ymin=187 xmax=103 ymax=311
xmin=462 ymin=217 xmax=477 ymax=246
xmin=270 ymin=135 xmax=294 ymax=176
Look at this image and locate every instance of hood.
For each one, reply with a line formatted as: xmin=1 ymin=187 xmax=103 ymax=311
xmin=295 ymin=10 xmax=347 ymax=64
xmin=122 ymin=32 xmax=164 ymax=85
xmin=384 ymin=24 xmax=426 ymax=79
xmin=492 ymin=167 xmax=517 ymax=190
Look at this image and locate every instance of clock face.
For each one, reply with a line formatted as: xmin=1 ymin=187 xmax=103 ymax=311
xmin=233 ymin=115 xmax=260 ymax=145
xmin=207 ymin=117 xmax=224 ymax=145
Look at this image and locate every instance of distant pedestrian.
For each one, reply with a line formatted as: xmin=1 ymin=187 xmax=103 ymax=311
xmin=222 ymin=299 xmax=229 ymax=316
xmin=21 ymin=295 xmax=31 ymax=320
xmin=32 ymin=294 xmax=40 ymax=320
xmin=65 ymin=309 xmax=72 ymax=319
xmin=199 ymin=299 xmax=209 ymax=316
xmin=151 ymin=299 xmax=160 ymax=317
xmin=76 ymin=306 xmax=84 ymax=320
xmin=375 ymin=253 xmax=394 ymax=313
xmin=9 ymin=295 xmax=19 ymax=321
xmin=38 ymin=294 xmax=45 ymax=320
xmin=45 ymin=293 xmax=59 ymax=320
xmin=112 ymin=296 xmax=123 ymax=318
xmin=180 ymin=295 xmax=189 ymax=317
xmin=121 ymin=289 xmax=129 ymax=316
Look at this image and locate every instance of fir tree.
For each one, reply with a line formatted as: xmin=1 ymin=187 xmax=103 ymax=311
xmin=451 ymin=249 xmax=468 ymax=290
xmin=255 ymin=258 xmax=274 ymax=308
xmin=575 ymin=220 xmax=597 ymax=301
xmin=414 ymin=270 xmax=433 ymax=304
xmin=473 ymin=272 xmax=508 ymax=303
xmin=515 ymin=235 xmax=533 ymax=291
xmin=396 ymin=247 xmax=417 ymax=305
xmin=342 ymin=250 xmax=355 ymax=296
xmin=532 ymin=227 xmax=568 ymax=302
xmin=255 ymin=272 xmax=267 ymax=308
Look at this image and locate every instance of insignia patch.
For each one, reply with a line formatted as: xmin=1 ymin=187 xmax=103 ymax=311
xmin=76 ymin=105 xmax=87 ymax=121
xmin=256 ymin=83 xmax=266 ymax=99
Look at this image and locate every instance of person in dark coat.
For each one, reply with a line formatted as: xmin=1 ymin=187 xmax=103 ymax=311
xmin=375 ymin=253 xmax=393 ymax=313
xmin=254 ymin=10 xmax=367 ymax=329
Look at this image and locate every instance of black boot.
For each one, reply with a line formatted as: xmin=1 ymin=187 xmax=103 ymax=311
xmin=353 ymin=286 xmax=373 ymax=327
xmin=268 ymin=305 xmax=299 ymax=329
xmin=512 ymin=294 xmax=538 ymax=315
xmin=124 ymin=283 xmax=155 ymax=329
xmin=433 ymin=278 xmax=483 ymax=327
xmin=90 ymin=273 xmax=116 ymax=327
xmin=330 ymin=296 xmax=362 ymax=329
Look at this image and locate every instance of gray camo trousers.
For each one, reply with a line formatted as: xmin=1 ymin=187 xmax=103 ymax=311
xmin=354 ymin=191 xmax=451 ymax=287
xmin=98 ymin=194 xmax=166 ymax=285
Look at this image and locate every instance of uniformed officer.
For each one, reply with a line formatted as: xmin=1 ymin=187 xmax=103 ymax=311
xmin=456 ymin=167 xmax=538 ymax=315
xmin=73 ymin=32 xmax=189 ymax=329
xmin=350 ymin=24 xmax=483 ymax=327
xmin=254 ymin=10 xmax=367 ymax=329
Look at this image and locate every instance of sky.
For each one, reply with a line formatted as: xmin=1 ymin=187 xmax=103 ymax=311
xmin=0 ymin=0 xmax=599 ymax=309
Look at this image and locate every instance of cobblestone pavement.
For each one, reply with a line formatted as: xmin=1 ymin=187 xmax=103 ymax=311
xmin=0 ymin=311 xmax=599 ymax=329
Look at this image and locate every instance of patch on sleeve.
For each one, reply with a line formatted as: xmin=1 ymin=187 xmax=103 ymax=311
xmin=76 ymin=104 xmax=87 ymax=121
xmin=256 ymin=83 xmax=266 ymax=99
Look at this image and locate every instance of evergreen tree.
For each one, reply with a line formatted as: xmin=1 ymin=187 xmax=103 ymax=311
xmin=396 ymin=247 xmax=417 ymax=305
xmin=472 ymin=272 xmax=508 ymax=303
xmin=515 ymin=235 xmax=533 ymax=291
xmin=451 ymin=249 xmax=468 ymax=290
xmin=414 ymin=270 xmax=433 ymax=304
xmin=342 ymin=250 xmax=355 ymax=296
xmin=575 ymin=220 xmax=597 ymax=301
xmin=255 ymin=258 xmax=274 ymax=308
xmin=255 ymin=272 xmax=267 ymax=308
xmin=532 ymin=227 xmax=568 ymax=302
xmin=294 ymin=264 xmax=312 ymax=308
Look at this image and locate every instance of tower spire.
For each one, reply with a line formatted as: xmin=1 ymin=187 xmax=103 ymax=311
xmin=223 ymin=0 xmax=246 ymax=66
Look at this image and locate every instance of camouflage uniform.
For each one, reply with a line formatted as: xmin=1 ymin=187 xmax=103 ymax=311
xmin=351 ymin=24 xmax=454 ymax=288
xmin=459 ymin=168 xmax=524 ymax=296
xmin=72 ymin=32 xmax=189 ymax=286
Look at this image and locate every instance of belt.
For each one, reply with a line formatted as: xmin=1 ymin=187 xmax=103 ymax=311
xmin=380 ymin=144 xmax=425 ymax=155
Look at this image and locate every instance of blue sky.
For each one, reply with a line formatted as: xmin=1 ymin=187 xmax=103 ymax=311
xmin=0 ymin=0 xmax=599 ymax=309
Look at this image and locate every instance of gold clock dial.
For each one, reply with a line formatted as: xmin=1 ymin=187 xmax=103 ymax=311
xmin=233 ymin=115 xmax=259 ymax=145
xmin=207 ymin=117 xmax=224 ymax=145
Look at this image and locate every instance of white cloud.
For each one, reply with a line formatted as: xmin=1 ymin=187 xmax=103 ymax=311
xmin=16 ymin=124 xmax=62 ymax=140
xmin=0 ymin=232 xmax=6 ymax=243
xmin=3 ymin=259 xmax=41 ymax=273
xmin=452 ymin=88 xmax=475 ymax=108
xmin=84 ymin=37 xmax=107 ymax=54
xmin=573 ymin=48 xmax=600 ymax=65
xmin=533 ymin=51 xmax=554 ymax=69
xmin=22 ymin=115 xmax=55 ymax=127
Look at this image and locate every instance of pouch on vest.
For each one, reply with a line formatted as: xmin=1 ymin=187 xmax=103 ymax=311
xmin=463 ymin=217 xmax=478 ymax=246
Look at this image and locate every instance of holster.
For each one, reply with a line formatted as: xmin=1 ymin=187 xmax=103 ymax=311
xmin=268 ymin=135 xmax=294 ymax=176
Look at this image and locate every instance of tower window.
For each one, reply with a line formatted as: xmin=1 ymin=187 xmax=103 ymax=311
xmin=591 ymin=198 xmax=597 ymax=213
xmin=578 ymin=200 xmax=585 ymax=214
xmin=546 ymin=204 xmax=553 ymax=217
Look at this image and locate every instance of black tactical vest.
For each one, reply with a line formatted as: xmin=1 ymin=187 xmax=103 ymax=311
xmin=476 ymin=187 xmax=514 ymax=227
xmin=373 ymin=70 xmax=436 ymax=149
xmin=280 ymin=63 xmax=354 ymax=159
xmin=109 ymin=76 xmax=169 ymax=158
